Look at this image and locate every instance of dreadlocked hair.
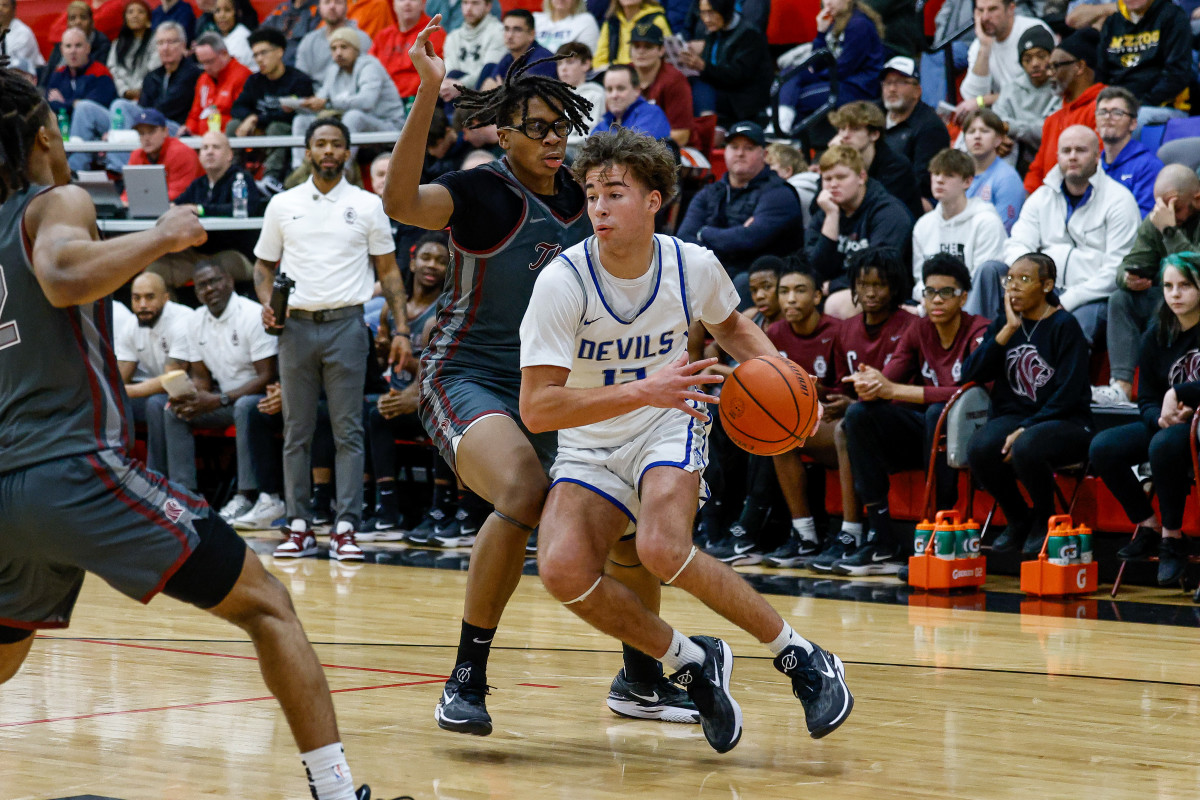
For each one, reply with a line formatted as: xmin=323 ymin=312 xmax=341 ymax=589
xmin=453 ymin=49 xmax=592 ymax=135
xmin=0 ymin=36 xmax=53 ymax=205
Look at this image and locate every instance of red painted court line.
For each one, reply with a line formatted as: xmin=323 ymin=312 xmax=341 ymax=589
xmin=0 ymin=679 xmax=444 ymax=729
xmin=55 ymin=638 xmax=449 ymax=679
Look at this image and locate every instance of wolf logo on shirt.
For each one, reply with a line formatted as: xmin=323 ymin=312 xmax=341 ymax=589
xmin=1168 ymin=349 xmax=1200 ymax=386
xmin=1006 ymin=344 xmax=1053 ymax=401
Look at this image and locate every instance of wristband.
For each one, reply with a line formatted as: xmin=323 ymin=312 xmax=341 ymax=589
xmin=975 ymin=95 xmax=985 ymax=108
xmin=392 ymin=330 xmax=410 ymax=337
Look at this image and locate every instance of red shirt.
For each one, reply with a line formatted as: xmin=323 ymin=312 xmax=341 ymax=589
xmin=832 ymin=310 xmax=918 ymax=397
xmin=1024 ymin=82 xmax=1105 ymax=194
xmin=883 ymin=312 xmax=990 ymax=404
xmin=370 ymin=15 xmax=445 ymax=98
xmin=185 ymin=58 xmax=252 ymax=134
xmin=128 ymin=136 xmax=204 ymax=200
xmin=767 ymin=315 xmax=843 ymax=391
xmin=347 ymin=0 xmax=397 ymax=39
xmin=643 ymin=62 xmax=694 ymax=142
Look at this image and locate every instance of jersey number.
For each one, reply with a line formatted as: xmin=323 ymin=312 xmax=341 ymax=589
xmin=602 ymin=367 xmax=646 ymax=385
xmin=0 ymin=263 xmax=20 ymax=352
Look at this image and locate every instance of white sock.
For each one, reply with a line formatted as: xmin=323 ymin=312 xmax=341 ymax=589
xmin=301 ymin=742 xmax=356 ymax=800
xmin=767 ymin=621 xmax=814 ymax=657
xmin=335 ymin=519 xmax=354 ymax=535
xmin=842 ymin=521 xmax=863 ymax=546
xmin=792 ymin=516 xmax=818 ymax=543
xmin=660 ymin=629 xmax=706 ymax=673
xmin=290 ymin=518 xmax=308 ymax=533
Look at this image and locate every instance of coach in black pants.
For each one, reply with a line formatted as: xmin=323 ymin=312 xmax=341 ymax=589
xmin=963 ymin=254 xmax=1094 ymax=558
xmin=253 ymin=118 xmax=409 ymax=561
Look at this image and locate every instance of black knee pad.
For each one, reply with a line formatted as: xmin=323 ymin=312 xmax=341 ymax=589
xmin=163 ymin=511 xmax=248 ymax=609
xmin=0 ymin=625 xmax=33 ymax=645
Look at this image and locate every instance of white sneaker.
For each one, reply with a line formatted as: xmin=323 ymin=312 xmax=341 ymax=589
xmin=218 ymin=494 xmax=253 ymax=522
xmin=1091 ymin=382 xmax=1134 ymax=407
xmin=233 ymin=493 xmax=287 ymax=530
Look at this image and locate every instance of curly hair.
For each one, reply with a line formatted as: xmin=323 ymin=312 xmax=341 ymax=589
xmin=847 ymin=246 xmax=909 ymax=311
xmin=0 ymin=36 xmax=53 ymax=204
xmin=571 ymin=127 xmax=678 ymax=204
xmin=453 ymin=49 xmax=593 ymax=135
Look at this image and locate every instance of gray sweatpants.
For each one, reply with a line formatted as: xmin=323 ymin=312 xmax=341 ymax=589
xmin=277 ymin=315 xmax=369 ymax=525
xmin=1106 ymin=286 xmax=1163 ymax=383
xmin=145 ymin=393 xmax=262 ymax=492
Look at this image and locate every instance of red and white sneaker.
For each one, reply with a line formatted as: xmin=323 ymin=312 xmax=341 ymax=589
xmin=330 ymin=528 xmax=365 ymax=562
xmin=274 ymin=520 xmax=318 ymax=559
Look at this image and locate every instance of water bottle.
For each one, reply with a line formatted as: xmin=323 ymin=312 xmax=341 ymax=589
xmin=267 ymin=271 xmax=295 ymax=336
xmin=207 ymin=105 xmax=222 ymax=133
xmin=232 ymin=172 xmax=248 ymax=219
xmin=57 ymin=108 xmax=69 ymax=140
xmin=112 ymin=105 xmax=124 ymax=130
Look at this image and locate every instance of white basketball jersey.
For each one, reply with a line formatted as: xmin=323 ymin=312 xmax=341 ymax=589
xmin=521 ymin=234 xmax=740 ymax=451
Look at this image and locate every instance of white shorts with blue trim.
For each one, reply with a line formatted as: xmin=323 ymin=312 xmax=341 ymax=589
xmin=549 ymin=411 xmax=710 ymax=529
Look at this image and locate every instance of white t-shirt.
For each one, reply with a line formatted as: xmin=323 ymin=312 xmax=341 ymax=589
xmin=960 ymin=16 xmax=1053 ymax=101
xmin=114 ymin=300 xmax=193 ymax=378
xmin=533 ymin=11 xmax=600 ymax=54
xmin=4 ymin=19 xmax=45 ymax=67
xmin=186 ymin=294 xmax=279 ymax=391
xmin=254 ymin=177 xmax=395 ymax=311
xmin=520 ymin=235 xmax=739 ymax=450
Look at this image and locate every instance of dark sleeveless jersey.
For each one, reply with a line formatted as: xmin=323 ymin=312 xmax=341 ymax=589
xmin=0 ymin=184 xmax=130 ymax=473
xmin=421 ymin=158 xmax=593 ymax=386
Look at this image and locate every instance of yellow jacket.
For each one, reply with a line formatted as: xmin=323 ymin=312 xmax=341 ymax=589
xmin=594 ymin=3 xmax=673 ymax=68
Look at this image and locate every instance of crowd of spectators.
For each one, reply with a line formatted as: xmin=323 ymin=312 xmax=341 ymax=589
xmin=8 ymin=0 xmax=1200 ymax=584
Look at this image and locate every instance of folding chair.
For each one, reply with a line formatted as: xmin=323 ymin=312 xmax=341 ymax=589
xmin=1110 ymin=413 xmax=1200 ymax=596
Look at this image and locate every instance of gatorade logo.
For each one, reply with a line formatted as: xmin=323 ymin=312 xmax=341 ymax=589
xmin=966 ymin=539 xmax=981 ymax=554
xmin=781 ymin=653 xmax=798 ymax=671
xmin=1076 ymin=569 xmax=1088 ymax=590
xmin=952 ymin=567 xmax=983 ymax=580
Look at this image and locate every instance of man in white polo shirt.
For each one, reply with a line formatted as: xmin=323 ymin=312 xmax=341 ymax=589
xmin=146 ymin=261 xmax=280 ymax=522
xmin=116 ymin=272 xmax=192 ymax=420
xmin=253 ymin=117 xmax=409 ymax=562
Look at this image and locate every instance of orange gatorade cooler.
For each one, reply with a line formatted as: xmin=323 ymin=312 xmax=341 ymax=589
xmin=909 ymin=509 xmax=987 ymax=591
xmin=1020 ymin=515 xmax=1099 ymax=596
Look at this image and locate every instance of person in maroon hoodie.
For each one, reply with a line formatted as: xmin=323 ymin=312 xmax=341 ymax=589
xmin=834 ymin=253 xmax=990 ymax=575
xmin=808 ymin=245 xmax=917 ymax=573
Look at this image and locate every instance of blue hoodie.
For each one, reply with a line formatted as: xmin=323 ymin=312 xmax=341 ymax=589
xmin=1100 ymin=137 xmax=1163 ymax=218
xmin=594 ymin=96 xmax=672 ymax=140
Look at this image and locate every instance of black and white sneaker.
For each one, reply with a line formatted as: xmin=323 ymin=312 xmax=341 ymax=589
xmin=808 ymin=531 xmax=859 ymax=573
xmin=668 ymin=636 xmax=742 ymax=753
xmin=831 ymin=539 xmax=904 ymax=576
xmin=707 ymin=532 xmax=764 ymax=566
xmin=434 ymin=662 xmax=492 ymax=736
xmin=763 ymin=534 xmax=822 ymax=568
xmin=432 ymin=506 xmax=484 ymax=548
xmin=357 ymin=508 xmax=406 ymax=542
xmin=406 ymin=507 xmax=448 ymax=545
xmin=607 ymin=668 xmax=700 ymax=724
xmin=774 ymin=642 xmax=853 ymax=739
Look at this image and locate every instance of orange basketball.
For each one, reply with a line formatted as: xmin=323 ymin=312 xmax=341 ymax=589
xmin=718 ymin=355 xmax=820 ymax=456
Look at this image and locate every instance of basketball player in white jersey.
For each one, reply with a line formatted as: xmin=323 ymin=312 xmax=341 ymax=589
xmin=518 ymin=128 xmax=854 ymax=753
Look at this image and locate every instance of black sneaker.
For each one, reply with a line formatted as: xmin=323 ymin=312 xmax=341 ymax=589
xmin=1021 ymin=524 xmax=1048 ymax=558
xmin=773 ymin=642 xmax=854 ymax=739
xmin=706 ymin=526 xmax=764 ymax=566
xmin=763 ymin=534 xmax=822 ymax=568
xmin=989 ymin=519 xmax=1028 ymax=554
xmin=432 ymin=506 xmax=485 ymax=548
xmin=606 ymin=668 xmax=700 ymax=724
xmin=668 ymin=636 xmax=742 ymax=753
xmin=831 ymin=539 xmax=904 ymax=576
xmin=1118 ymin=526 xmax=1160 ymax=561
xmin=406 ymin=507 xmax=448 ymax=545
xmin=435 ymin=662 xmax=492 ymax=736
xmin=359 ymin=509 xmax=406 ymax=542
xmin=355 ymin=785 xmax=415 ymax=800
xmin=1158 ymin=536 xmax=1189 ymax=586
xmin=808 ymin=531 xmax=859 ymax=573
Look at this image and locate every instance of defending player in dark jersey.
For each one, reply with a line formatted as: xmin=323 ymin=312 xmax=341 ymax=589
xmin=380 ymin=16 xmax=696 ymax=736
xmin=837 ymin=254 xmax=989 ymax=575
xmin=0 ymin=63 xmax=379 ymax=800
xmin=761 ymin=261 xmax=846 ymax=567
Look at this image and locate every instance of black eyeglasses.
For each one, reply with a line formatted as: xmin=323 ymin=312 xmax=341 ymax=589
xmin=1048 ymin=58 xmax=1078 ymax=71
xmin=503 ymin=118 xmax=571 ymax=140
xmin=1095 ymin=108 xmax=1133 ymax=119
xmin=922 ymin=286 xmax=965 ymax=299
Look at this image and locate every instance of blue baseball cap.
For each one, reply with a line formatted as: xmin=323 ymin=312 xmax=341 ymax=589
xmin=726 ymin=120 xmax=765 ymax=147
xmin=131 ymin=108 xmax=167 ymax=129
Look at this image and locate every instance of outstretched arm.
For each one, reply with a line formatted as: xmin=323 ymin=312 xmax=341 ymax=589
xmin=26 ymin=186 xmax=206 ymax=308
xmin=379 ymin=15 xmax=456 ymax=229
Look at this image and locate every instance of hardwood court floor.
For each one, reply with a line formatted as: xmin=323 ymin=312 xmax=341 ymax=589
xmin=3 ymin=546 xmax=1200 ymax=800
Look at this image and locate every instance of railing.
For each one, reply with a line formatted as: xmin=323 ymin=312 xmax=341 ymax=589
xmin=63 ymin=130 xmax=402 ymax=152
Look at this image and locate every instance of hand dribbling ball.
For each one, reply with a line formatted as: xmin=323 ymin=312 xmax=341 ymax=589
xmin=718 ymin=355 xmax=820 ymax=456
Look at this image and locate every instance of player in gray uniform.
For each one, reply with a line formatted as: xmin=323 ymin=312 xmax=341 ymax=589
xmin=0 ymin=64 xmax=381 ymax=800
xmin=381 ymin=17 xmax=697 ymax=736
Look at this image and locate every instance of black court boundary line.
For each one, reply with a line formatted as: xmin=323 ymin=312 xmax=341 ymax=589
xmin=40 ymin=637 xmax=1200 ymax=690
